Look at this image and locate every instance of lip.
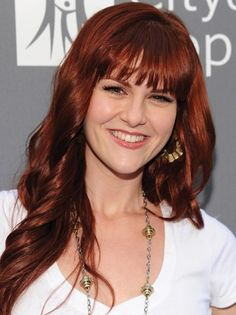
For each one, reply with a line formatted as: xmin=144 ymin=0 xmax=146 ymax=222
xmin=108 ymin=129 xmax=149 ymax=149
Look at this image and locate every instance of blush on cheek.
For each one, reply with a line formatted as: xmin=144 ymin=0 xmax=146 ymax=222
xmin=87 ymin=97 xmax=118 ymax=124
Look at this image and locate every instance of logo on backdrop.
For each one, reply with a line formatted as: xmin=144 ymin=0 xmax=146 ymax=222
xmin=15 ymin=0 xmax=233 ymax=76
xmin=15 ymin=0 xmax=87 ymax=66
xmin=15 ymin=0 xmax=166 ymax=66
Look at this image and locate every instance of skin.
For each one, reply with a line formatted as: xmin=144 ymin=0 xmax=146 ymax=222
xmin=211 ymin=305 xmax=236 ymax=314
xmin=58 ymin=74 xmax=176 ymax=306
xmin=84 ymin=76 xmax=177 ymax=180
xmin=58 ymin=74 xmax=236 ymax=312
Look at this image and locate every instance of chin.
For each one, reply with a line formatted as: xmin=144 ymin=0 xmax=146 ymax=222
xmin=106 ymin=162 xmax=144 ymax=178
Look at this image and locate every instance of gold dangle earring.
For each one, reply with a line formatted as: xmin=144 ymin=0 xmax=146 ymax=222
xmin=161 ymin=132 xmax=184 ymax=163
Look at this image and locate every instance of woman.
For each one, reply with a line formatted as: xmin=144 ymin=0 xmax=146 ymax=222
xmin=0 ymin=2 xmax=235 ymax=315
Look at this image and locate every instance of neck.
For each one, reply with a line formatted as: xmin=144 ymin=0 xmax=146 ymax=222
xmin=85 ymin=151 xmax=144 ymax=219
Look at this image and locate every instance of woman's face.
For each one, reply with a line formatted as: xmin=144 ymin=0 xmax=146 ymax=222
xmin=83 ymin=74 xmax=177 ymax=176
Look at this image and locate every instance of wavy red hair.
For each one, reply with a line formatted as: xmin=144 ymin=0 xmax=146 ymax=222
xmin=0 ymin=3 xmax=215 ymax=314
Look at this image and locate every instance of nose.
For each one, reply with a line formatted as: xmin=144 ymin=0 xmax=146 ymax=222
xmin=120 ymin=97 xmax=147 ymax=127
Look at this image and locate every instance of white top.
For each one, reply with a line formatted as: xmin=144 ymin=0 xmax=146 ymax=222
xmin=0 ymin=189 xmax=236 ymax=315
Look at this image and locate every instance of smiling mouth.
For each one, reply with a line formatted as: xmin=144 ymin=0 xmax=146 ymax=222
xmin=111 ymin=130 xmax=146 ymax=143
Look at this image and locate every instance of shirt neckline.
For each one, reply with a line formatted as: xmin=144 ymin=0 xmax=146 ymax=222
xmin=45 ymin=201 xmax=176 ymax=314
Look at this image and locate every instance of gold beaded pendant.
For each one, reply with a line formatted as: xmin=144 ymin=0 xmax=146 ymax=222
xmin=74 ymin=190 xmax=156 ymax=315
xmin=142 ymin=224 xmax=156 ymax=240
xmin=141 ymin=283 xmax=154 ymax=297
xmin=80 ymin=274 xmax=93 ymax=291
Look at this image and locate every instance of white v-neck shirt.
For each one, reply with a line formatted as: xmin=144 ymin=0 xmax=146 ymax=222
xmin=0 ymin=190 xmax=236 ymax=315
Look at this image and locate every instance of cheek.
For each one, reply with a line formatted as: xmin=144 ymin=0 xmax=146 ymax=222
xmin=150 ymin=107 xmax=177 ymax=135
xmin=85 ymin=95 xmax=117 ymax=126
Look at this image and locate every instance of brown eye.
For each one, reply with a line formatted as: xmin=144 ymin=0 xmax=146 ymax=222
xmin=151 ymin=94 xmax=175 ymax=103
xmin=103 ymin=85 xmax=126 ymax=95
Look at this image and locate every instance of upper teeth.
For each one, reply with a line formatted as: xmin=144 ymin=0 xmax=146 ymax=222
xmin=112 ymin=131 xmax=145 ymax=143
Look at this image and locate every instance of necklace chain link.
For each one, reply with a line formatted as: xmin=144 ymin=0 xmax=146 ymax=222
xmin=73 ymin=191 xmax=156 ymax=315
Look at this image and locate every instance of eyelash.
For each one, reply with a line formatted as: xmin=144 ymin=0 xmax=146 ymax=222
xmin=151 ymin=95 xmax=174 ymax=103
xmin=102 ymin=85 xmax=174 ymax=103
xmin=103 ymin=85 xmax=125 ymax=95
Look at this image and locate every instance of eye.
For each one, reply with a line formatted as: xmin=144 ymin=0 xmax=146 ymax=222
xmin=102 ymin=85 xmax=126 ymax=95
xmin=150 ymin=94 xmax=175 ymax=103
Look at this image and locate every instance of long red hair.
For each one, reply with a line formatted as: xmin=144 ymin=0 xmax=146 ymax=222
xmin=0 ymin=3 xmax=215 ymax=314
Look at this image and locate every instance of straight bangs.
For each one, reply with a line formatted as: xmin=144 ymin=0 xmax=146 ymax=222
xmin=93 ymin=19 xmax=198 ymax=102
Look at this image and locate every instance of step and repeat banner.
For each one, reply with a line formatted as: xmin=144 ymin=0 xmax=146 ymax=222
xmin=0 ymin=0 xmax=235 ymax=231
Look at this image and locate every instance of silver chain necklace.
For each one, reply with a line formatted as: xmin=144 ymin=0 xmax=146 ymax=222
xmin=73 ymin=191 xmax=156 ymax=315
